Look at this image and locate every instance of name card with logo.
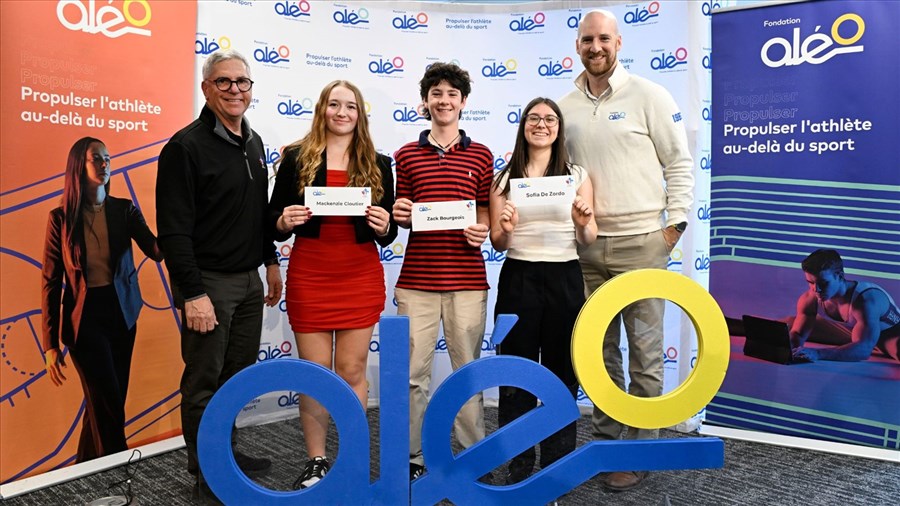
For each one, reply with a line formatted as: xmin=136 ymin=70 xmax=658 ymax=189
xmin=305 ymin=186 xmax=371 ymax=216
xmin=509 ymin=175 xmax=576 ymax=207
xmin=412 ymin=200 xmax=476 ymax=231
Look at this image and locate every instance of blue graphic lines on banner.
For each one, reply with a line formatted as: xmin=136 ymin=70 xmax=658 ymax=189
xmin=710 ymin=177 xmax=900 ymax=278
xmin=706 ymin=394 xmax=900 ymax=449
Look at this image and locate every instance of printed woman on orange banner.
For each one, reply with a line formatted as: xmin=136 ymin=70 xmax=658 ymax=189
xmin=489 ymin=97 xmax=597 ymax=484
xmin=41 ymin=136 xmax=163 ymax=462
xmin=268 ymin=80 xmax=397 ymax=489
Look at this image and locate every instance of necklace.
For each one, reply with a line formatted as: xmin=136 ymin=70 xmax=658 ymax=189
xmin=429 ymin=132 xmax=460 ymax=151
xmin=82 ymin=203 xmax=103 ymax=247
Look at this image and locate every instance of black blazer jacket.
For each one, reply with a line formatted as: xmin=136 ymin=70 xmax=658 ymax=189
xmin=41 ymin=196 xmax=162 ymax=350
xmin=268 ymin=149 xmax=398 ymax=246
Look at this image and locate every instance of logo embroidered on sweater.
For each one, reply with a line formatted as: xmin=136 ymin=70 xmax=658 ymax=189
xmin=608 ymin=112 xmax=626 ymax=120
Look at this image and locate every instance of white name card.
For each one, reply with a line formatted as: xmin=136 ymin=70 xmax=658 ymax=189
xmin=411 ymin=200 xmax=476 ymax=232
xmin=305 ymin=186 xmax=371 ymax=216
xmin=508 ymin=175 xmax=576 ymax=207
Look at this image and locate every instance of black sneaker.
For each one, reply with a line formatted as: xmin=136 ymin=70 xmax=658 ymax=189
xmin=505 ymin=461 xmax=534 ymax=485
xmin=234 ymin=450 xmax=272 ymax=476
xmin=194 ymin=476 xmax=224 ymax=506
xmin=409 ymin=463 xmax=425 ymax=481
xmin=293 ymin=456 xmax=330 ymax=489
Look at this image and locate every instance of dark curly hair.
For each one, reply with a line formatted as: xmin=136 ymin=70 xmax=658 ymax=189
xmin=419 ymin=62 xmax=471 ymax=120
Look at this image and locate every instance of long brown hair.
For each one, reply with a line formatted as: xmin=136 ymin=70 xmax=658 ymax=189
xmin=280 ymin=80 xmax=382 ymax=202
xmin=493 ymin=97 xmax=570 ymax=196
xmin=62 ymin=137 xmax=110 ymax=247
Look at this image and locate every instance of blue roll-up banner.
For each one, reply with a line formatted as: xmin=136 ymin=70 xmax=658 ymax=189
xmin=708 ymin=0 xmax=900 ymax=450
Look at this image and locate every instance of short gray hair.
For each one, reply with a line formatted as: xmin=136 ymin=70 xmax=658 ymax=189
xmin=202 ymin=49 xmax=251 ymax=80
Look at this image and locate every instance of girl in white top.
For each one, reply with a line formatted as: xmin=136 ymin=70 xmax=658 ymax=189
xmin=489 ymin=97 xmax=597 ymax=484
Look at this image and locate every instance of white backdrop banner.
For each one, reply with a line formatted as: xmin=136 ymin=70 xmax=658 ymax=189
xmin=191 ymin=0 xmax=711 ymax=426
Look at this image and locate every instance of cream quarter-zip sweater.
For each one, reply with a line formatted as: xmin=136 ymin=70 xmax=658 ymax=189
xmin=559 ymin=64 xmax=694 ymax=236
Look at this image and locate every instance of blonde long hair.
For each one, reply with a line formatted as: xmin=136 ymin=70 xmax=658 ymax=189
xmin=280 ymin=80 xmax=382 ymax=202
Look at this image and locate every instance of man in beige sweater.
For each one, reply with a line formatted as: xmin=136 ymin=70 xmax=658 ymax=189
xmin=558 ymin=9 xmax=694 ymax=492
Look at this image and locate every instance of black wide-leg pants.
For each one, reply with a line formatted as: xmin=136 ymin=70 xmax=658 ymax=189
xmin=69 ymin=284 xmax=135 ymax=462
xmin=495 ymin=258 xmax=583 ymax=474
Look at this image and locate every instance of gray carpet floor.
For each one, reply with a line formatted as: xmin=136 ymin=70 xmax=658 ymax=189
xmin=4 ymin=408 xmax=898 ymax=505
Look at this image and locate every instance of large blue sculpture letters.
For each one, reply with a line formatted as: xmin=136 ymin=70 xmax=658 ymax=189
xmin=199 ymin=278 xmax=726 ymax=504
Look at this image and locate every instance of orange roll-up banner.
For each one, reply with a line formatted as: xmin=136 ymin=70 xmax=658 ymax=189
xmin=1 ymin=0 xmax=195 ymax=484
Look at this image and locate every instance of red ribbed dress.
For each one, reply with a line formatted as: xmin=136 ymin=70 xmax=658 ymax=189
xmin=285 ymin=170 xmax=385 ymax=333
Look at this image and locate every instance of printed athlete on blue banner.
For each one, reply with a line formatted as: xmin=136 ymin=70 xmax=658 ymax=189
xmin=790 ymin=250 xmax=898 ymax=362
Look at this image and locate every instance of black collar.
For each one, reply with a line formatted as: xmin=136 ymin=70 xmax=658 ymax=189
xmin=416 ymin=129 xmax=472 ymax=150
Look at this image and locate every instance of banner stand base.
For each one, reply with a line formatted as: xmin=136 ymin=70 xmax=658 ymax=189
xmin=0 ymin=437 xmax=185 ymax=500
xmin=699 ymin=424 xmax=900 ymax=463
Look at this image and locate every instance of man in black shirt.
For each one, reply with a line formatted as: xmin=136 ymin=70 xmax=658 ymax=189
xmin=156 ymin=49 xmax=281 ymax=504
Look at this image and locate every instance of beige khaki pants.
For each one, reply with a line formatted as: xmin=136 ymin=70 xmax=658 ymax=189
xmin=578 ymin=230 xmax=668 ymax=441
xmin=395 ymin=287 xmax=487 ymax=466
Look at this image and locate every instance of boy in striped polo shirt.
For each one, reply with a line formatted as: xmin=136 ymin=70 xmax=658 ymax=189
xmin=392 ymin=62 xmax=493 ymax=481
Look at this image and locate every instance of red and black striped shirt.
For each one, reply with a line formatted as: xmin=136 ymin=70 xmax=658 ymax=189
xmin=395 ymin=130 xmax=493 ymax=291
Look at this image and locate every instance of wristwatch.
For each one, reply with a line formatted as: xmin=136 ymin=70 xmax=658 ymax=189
xmin=263 ymin=258 xmax=279 ymax=267
xmin=670 ymin=221 xmax=688 ymax=233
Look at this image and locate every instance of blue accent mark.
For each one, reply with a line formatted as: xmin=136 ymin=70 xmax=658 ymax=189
xmin=490 ymin=314 xmax=518 ymax=345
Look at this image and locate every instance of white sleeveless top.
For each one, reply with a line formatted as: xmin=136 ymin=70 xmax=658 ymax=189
xmin=494 ymin=164 xmax=588 ymax=263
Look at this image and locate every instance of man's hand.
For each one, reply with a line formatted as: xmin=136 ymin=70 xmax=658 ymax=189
xmin=44 ymin=348 xmax=67 ymax=386
xmin=392 ymin=198 xmax=413 ymax=228
xmin=792 ymin=347 xmax=818 ymax=362
xmin=185 ymin=295 xmax=218 ymax=334
xmin=264 ymin=264 xmax=283 ymax=307
xmin=464 ymin=223 xmax=489 ymax=248
xmin=661 ymin=226 xmax=683 ymax=252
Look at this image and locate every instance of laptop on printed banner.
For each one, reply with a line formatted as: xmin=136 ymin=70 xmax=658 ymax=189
xmin=741 ymin=315 xmax=796 ymax=364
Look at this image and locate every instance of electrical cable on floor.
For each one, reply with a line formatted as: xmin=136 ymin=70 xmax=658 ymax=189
xmin=87 ymin=449 xmax=142 ymax=506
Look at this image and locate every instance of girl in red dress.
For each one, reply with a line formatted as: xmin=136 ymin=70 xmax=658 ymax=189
xmin=268 ymin=80 xmax=397 ymax=489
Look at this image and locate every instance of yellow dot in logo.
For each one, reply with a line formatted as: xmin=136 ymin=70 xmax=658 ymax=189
xmin=571 ymin=269 xmax=729 ymax=429
xmin=123 ymin=0 xmax=152 ymax=27
xmin=831 ymin=13 xmax=864 ymax=46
